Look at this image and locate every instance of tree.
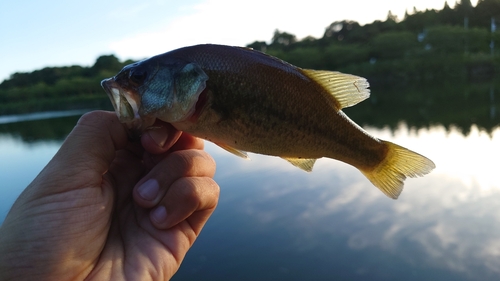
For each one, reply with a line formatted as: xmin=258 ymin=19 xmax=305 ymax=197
xmin=403 ymin=8 xmax=440 ymax=31
xmin=247 ymin=41 xmax=268 ymax=52
xmin=271 ymin=30 xmax=297 ymax=47
xmin=424 ymin=26 xmax=489 ymax=54
xmin=438 ymin=1 xmax=457 ymax=25
xmin=371 ymin=31 xmax=418 ymax=59
xmin=455 ymin=0 xmax=474 ymax=17
xmin=91 ymin=55 xmax=122 ymax=74
xmin=473 ymin=0 xmax=500 ymax=27
xmin=323 ymin=20 xmax=361 ymax=43
xmin=387 ymin=10 xmax=398 ymax=22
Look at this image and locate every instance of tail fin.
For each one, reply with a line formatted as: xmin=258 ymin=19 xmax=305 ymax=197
xmin=360 ymin=140 xmax=435 ymax=199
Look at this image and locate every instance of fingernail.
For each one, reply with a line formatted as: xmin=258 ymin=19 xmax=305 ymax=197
xmin=151 ymin=205 xmax=168 ymax=223
xmin=137 ymin=179 xmax=159 ymax=201
xmin=147 ymin=127 xmax=168 ymax=148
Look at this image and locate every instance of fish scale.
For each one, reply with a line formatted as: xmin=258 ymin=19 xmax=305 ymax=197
xmin=172 ymin=46 xmax=378 ymax=161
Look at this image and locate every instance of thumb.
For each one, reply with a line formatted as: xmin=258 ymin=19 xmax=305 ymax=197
xmin=39 ymin=111 xmax=130 ymax=193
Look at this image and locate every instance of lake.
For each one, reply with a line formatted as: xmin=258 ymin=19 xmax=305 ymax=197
xmin=0 ymin=103 xmax=499 ymax=280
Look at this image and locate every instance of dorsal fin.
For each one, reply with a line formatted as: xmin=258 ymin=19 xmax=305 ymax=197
xmin=302 ymin=69 xmax=370 ymax=110
xmin=281 ymin=157 xmax=317 ymax=172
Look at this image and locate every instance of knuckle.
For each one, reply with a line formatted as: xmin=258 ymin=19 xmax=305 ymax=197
xmin=176 ymin=178 xmax=202 ymax=206
xmin=201 ymin=151 xmax=216 ymax=167
xmin=167 ymin=151 xmax=193 ymax=172
xmin=167 ymin=150 xmax=216 ymax=176
xmin=167 ymin=177 xmax=220 ymax=213
xmin=205 ymin=178 xmax=220 ymax=197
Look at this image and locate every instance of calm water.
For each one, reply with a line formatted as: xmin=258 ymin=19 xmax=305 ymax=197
xmin=1 ymin=111 xmax=499 ymax=280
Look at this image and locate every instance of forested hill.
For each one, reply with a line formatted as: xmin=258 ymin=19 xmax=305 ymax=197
xmin=1 ymin=0 xmax=500 ymax=116
xmin=248 ymin=0 xmax=500 ymax=85
xmin=0 ymin=55 xmax=133 ymax=114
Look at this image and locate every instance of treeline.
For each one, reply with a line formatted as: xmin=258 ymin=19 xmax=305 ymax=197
xmin=248 ymin=0 xmax=500 ymax=85
xmin=0 ymin=55 xmax=131 ymax=114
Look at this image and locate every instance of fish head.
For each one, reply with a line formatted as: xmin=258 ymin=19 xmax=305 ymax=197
xmin=101 ymin=56 xmax=209 ymax=130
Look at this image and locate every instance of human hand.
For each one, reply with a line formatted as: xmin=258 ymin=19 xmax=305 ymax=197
xmin=0 ymin=111 xmax=219 ymax=281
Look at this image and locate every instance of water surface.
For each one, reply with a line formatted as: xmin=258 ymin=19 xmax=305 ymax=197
xmin=0 ymin=112 xmax=499 ymax=281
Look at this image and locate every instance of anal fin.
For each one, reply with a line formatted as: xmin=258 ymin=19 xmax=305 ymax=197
xmin=281 ymin=157 xmax=317 ymax=172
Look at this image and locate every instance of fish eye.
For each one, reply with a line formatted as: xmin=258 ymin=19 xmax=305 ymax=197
xmin=129 ymin=70 xmax=147 ymax=85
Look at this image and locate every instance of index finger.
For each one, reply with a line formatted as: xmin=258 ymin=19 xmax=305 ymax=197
xmin=170 ymin=132 xmax=204 ymax=152
xmin=141 ymin=121 xmax=182 ymax=154
xmin=143 ymin=132 xmax=205 ymax=170
xmin=140 ymin=121 xmax=205 ymax=153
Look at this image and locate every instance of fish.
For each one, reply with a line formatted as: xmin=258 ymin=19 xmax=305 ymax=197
xmin=101 ymin=44 xmax=435 ymax=199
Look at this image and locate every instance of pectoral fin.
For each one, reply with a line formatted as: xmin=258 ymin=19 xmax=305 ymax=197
xmin=216 ymin=143 xmax=249 ymax=159
xmin=302 ymin=69 xmax=370 ymax=110
xmin=281 ymin=157 xmax=317 ymax=172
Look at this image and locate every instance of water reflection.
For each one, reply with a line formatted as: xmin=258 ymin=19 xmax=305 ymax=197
xmin=174 ymin=124 xmax=500 ymax=281
xmin=0 ymin=111 xmax=81 ymax=221
xmin=346 ymin=80 xmax=500 ymax=136
xmin=1 ymin=113 xmax=499 ymax=280
xmin=0 ymin=134 xmax=61 ymax=222
xmin=0 ymin=109 xmax=88 ymax=125
xmin=0 ymin=112 xmax=82 ymax=142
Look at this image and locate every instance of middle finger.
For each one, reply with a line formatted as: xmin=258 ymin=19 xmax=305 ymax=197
xmin=133 ymin=149 xmax=216 ymax=208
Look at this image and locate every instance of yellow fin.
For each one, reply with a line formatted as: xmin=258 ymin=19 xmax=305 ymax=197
xmin=281 ymin=157 xmax=317 ymax=172
xmin=302 ymin=69 xmax=370 ymax=109
xmin=360 ymin=141 xmax=436 ymax=199
xmin=216 ymin=143 xmax=249 ymax=159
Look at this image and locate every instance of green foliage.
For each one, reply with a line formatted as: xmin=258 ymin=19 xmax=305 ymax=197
xmin=0 ymin=115 xmax=82 ymax=142
xmin=343 ymin=79 xmax=500 ymax=135
xmin=0 ymin=55 xmax=129 ymax=115
xmin=91 ymin=55 xmax=122 ymax=74
xmin=424 ymin=26 xmax=489 ymax=54
xmin=244 ymin=0 xmax=500 ymax=86
xmin=270 ymin=30 xmax=298 ymax=50
xmin=371 ymin=31 xmax=419 ymax=59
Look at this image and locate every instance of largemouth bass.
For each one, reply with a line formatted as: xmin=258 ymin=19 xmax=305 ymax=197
xmin=101 ymin=44 xmax=435 ymax=199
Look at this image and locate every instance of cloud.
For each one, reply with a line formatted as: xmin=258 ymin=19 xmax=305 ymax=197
xmin=108 ymin=0 xmax=387 ymax=59
xmin=218 ymin=124 xmax=500 ymax=278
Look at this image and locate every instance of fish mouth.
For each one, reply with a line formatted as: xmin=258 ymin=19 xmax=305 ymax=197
xmin=101 ymin=78 xmax=140 ymax=122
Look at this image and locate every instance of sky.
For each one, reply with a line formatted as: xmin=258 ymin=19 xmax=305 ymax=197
xmin=0 ymin=0 xmax=478 ymax=82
